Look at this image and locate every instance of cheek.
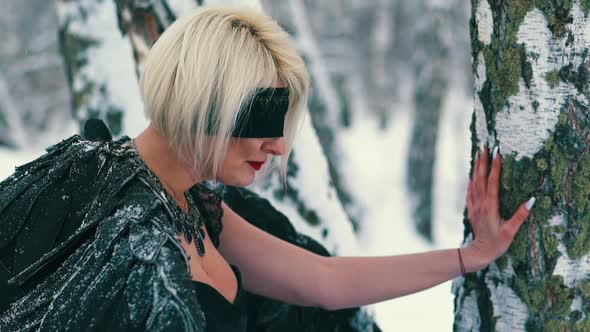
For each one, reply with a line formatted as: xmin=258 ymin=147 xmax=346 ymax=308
xmin=237 ymin=141 xmax=263 ymax=159
xmin=224 ymin=139 xmax=263 ymax=167
xmin=223 ymin=149 xmax=248 ymax=170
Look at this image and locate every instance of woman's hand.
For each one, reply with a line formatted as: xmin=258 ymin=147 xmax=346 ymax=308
xmin=464 ymin=146 xmax=535 ymax=272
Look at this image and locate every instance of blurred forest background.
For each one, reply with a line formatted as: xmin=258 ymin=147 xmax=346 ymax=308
xmin=0 ymin=0 xmax=474 ymax=330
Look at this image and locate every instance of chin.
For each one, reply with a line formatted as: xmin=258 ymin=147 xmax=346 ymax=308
xmin=237 ymin=174 xmax=256 ymax=187
xmin=217 ymin=172 xmax=255 ymax=187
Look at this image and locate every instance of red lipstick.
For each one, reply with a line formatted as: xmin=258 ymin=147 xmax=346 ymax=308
xmin=247 ymin=161 xmax=264 ymax=171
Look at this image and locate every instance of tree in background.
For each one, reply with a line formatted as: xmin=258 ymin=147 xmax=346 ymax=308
xmin=405 ymin=0 xmax=452 ymax=241
xmin=454 ymin=0 xmax=590 ymax=330
xmin=264 ymin=0 xmax=473 ymax=242
xmin=0 ymin=0 xmax=70 ymax=148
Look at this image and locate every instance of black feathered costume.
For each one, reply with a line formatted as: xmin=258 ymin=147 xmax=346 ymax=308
xmin=0 ymin=134 xmax=224 ymax=331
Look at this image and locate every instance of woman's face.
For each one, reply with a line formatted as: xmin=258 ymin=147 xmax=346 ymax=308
xmin=214 ymin=78 xmax=287 ymax=186
xmin=215 ymin=136 xmax=285 ymax=186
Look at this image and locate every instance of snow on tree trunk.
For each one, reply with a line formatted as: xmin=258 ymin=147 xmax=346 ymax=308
xmin=453 ymin=1 xmax=590 ymax=331
xmin=258 ymin=0 xmax=367 ymax=234
xmin=56 ymin=0 xmax=145 ymax=136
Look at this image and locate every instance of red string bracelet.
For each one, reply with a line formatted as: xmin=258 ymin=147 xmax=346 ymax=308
xmin=457 ymin=248 xmax=466 ymax=276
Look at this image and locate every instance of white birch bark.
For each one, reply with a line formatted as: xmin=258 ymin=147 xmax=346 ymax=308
xmin=454 ymin=1 xmax=590 ymax=331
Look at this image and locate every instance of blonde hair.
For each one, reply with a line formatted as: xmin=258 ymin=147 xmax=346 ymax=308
xmin=139 ymin=6 xmax=310 ymax=183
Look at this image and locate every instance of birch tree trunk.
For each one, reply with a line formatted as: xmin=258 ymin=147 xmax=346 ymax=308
xmin=453 ymin=0 xmax=590 ymax=331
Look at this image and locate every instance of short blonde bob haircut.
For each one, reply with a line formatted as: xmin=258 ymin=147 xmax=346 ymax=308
xmin=139 ymin=6 xmax=310 ymax=183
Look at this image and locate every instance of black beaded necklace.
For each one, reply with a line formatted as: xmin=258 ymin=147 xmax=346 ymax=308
xmin=130 ymin=138 xmax=207 ymax=256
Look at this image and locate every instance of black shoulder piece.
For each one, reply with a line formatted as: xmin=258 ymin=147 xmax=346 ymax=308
xmin=82 ymin=118 xmax=113 ymax=142
xmin=0 ymin=135 xmax=141 ymax=309
xmin=1 ymin=185 xmax=206 ymax=331
xmin=0 ymin=138 xmax=210 ymax=331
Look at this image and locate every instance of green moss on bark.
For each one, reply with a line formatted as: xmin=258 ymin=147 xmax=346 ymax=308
xmin=579 ymin=280 xmax=590 ymax=298
xmin=505 ymin=0 xmax=576 ymax=44
xmin=545 ymin=70 xmax=561 ymax=88
xmin=506 ymin=0 xmax=535 ymax=44
xmin=520 ymin=275 xmax=573 ymax=318
xmin=536 ymin=158 xmax=549 ymax=171
xmin=574 ymin=317 xmax=590 ymax=332
xmin=501 ymin=155 xmax=541 ymax=212
xmin=514 ymin=275 xmax=530 ymax=303
xmin=545 ymin=108 xmax=587 ymax=204
xmin=496 ymin=254 xmax=509 ymax=270
xmin=510 ymin=227 xmax=529 ymax=266
xmin=546 ymin=275 xmax=574 ymax=317
xmin=480 ymin=0 xmax=579 ymax=115
xmin=571 ymin=155 xmax=590 ymax=211
xmin=529 ymin=283 xmax=547 ymax=314
xmin=566 ymin=220 xmax=590 ymax=259
xmin=484 ymin=47 xmax=525 ymax=111
xmin=566 ymin=154 xmax=590 ymax=258
xmin=534 ymin=0 xmax=574 ymax=37
xmin=541 ymin=224 xmax=560 ymax=260
xmin=532 ymin=195 xmax=553 ymax=223
xmin=544 ymin=319 xmax=568 ymax=331
xmin=547 ymin=149 xmax=568 ymax=199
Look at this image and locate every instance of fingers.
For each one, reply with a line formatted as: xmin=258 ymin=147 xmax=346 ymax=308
xmin=473 ymin=146 xmax=488 ymax=203
xmin=467 ymin=181 xmax=475 ymax=220
xmin=504 ymin=198 xmax=535 ymax=237
xmin=486 ymin=146 xmax=501 ymax=209
xmin=472 ymin=150 xmax=480 ymax=180
xmin=477 ymin=146 xmax=489 ymax=193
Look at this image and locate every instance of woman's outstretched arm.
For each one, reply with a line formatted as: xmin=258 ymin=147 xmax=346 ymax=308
xmin=318 ymin=247 xmax=481 ymax=310
xmin=317 ymin=147 xmax=534 ymax=310
xmin=219 ymin=147 xmax=534 ymax=310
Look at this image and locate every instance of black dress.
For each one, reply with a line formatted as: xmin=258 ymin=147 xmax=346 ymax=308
xmin=0 ymin=134 xmax=247 ymax=331
xmin=193 ymin=264 xmax=248 ymax=332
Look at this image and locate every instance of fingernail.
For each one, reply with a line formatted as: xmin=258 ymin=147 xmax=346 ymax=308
xmin=493 ymin=146 xmax=499 ymax=160
xmin=525 ymin=197 xmax=536 ymax=210
xmin=480 ymin=142 xmax=484 ymax=152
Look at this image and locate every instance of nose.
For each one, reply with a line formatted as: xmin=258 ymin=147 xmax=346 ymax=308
xmin=262 ymin=137 xmax=286 ymax=156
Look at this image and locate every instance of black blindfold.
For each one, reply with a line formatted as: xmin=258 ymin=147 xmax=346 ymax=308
xmin=231 ymin=87 xmax=289 ymax=138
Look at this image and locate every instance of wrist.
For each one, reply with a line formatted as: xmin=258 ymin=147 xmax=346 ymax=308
xmin=459 ymin=246 xmax=489 ymax=274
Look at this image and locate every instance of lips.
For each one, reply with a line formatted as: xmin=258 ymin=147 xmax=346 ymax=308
xmin=247 ymin=161 xmax=264 ymax=171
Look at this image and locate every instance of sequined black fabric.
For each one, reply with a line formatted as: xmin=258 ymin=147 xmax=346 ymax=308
xmin=0 ymin=134 xmax=228 ymax=331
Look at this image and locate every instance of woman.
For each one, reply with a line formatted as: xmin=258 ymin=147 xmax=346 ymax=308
xmin=0 ymin=5 xmax=534 ymax=331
